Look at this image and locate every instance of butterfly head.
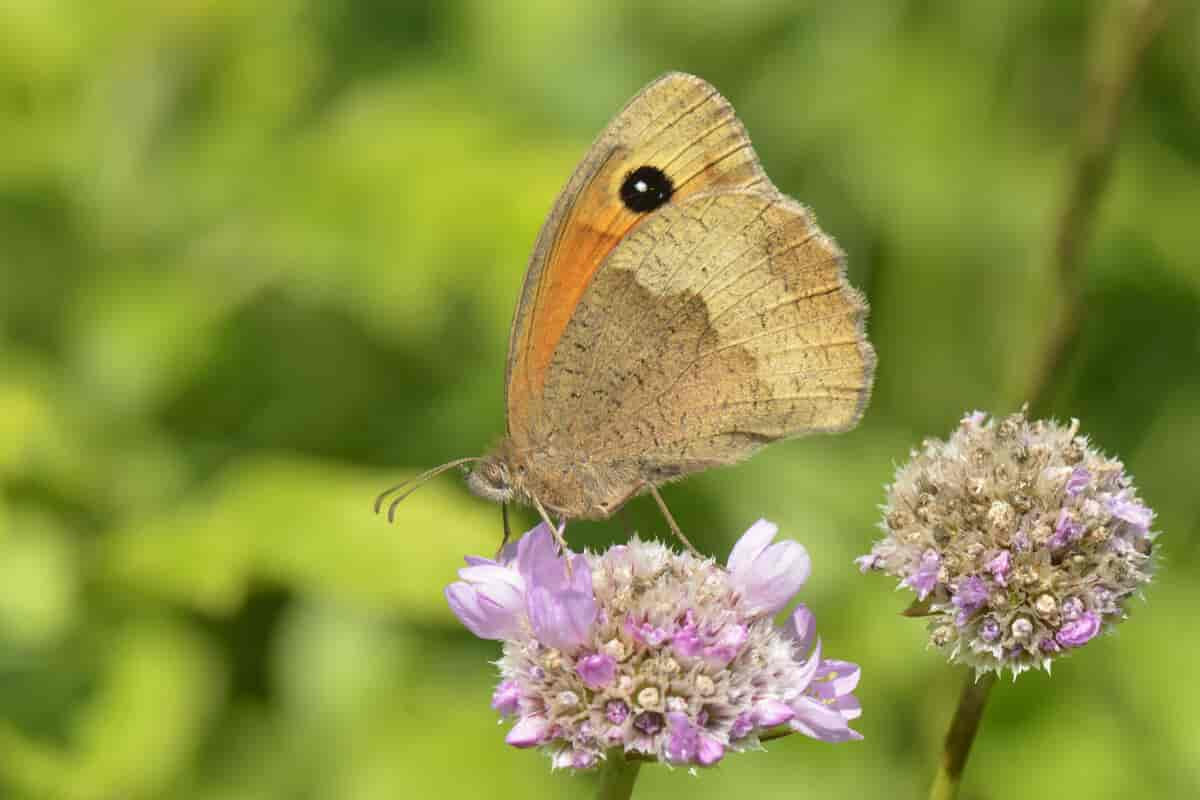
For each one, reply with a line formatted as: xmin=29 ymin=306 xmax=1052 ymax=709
xmin=465 ymin=454 xmax=517 ymax=504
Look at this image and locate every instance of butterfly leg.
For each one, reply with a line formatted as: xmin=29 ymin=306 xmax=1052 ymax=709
xmin=531 ymin=495 xmax=571 ymax=555
xmin=647 ymin=484 xmax=702 ymax=557
xmin=495 ymin=503 xmax=512 ymax=559
xmin=615 ymin=507 xmax=636 ymax=540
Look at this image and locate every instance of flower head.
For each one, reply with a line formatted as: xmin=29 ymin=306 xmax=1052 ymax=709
xmin=445 ymin=521 xmax=862 ymax=770
xmin=858 ymin=409 xmax=1158 ymax=676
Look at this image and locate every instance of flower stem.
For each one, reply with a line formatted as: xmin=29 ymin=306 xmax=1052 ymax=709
xmin=595 ymin=751 xmax=642 ymax=800
xmin=929 ymin=4 xmax=1164 ymax=798
xmin=928 ymin=670 xmax=996 ymax=800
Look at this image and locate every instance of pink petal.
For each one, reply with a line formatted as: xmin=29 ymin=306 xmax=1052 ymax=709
xmin=782 ymin=604 xmax=817 ymax=654
xmin=527 ymin=586 xmax=595 ymax=652
xmin=789 ymin=696 xmax=861 ymax=743
xmin=793 ymin=638 xmax=823 ymax=691
xmin=458 ymin=563 xmax=523 ymax=591
xmin=506 ymin=714 xmax=550 ymax=748
xmin=752 ymin=698 xmax=795 ymax=727
xmin=727 ymin=518 xmax=779 ymax=574
xmin=491 ymin=680 xmax=521 ymax=716
xmin=696 ymin=735 xmax=725 ymax=766
xmin=517 ymin=523 xmax=566 ymax=590
xmin=816 ymin=659 xmax=861 ymax=695
xmin=702 ymin=623 xmax=748 ymax=667
xmin=835 ymin=694 xmax=862 ymax=721
xmin=576 ymin=653 xmax=617 ymax=689
xmin=446 ymin=582 xmax=520 ymax=640
xmin=733 ymin=538 xmax=811 ymax=615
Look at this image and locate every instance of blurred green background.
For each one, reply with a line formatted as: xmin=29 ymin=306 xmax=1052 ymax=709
xmin=1 ymin=1 xmax=1197 ymax=798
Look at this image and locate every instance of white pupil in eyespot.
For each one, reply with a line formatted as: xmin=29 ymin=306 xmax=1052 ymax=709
xmin=634 ymin=180 xmax=648 ymax=193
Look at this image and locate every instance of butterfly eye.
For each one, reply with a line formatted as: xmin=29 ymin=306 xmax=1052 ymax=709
xmin=620 ymin=166 xmax=673 ymax=213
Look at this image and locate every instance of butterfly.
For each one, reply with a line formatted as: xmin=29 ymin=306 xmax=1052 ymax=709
xmin=377 ymin=72 xmax=875 ymax=553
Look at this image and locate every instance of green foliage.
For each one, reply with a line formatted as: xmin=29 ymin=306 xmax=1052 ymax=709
xmin=1 ymin=1 xmax=1197 ymax=798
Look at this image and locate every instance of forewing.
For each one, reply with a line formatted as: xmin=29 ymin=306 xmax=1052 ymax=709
xmin=505 ymin=72 xmax=765 ymax=440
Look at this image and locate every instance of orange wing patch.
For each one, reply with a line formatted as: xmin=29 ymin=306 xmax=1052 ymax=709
xmin=520 ymin=153 xmax=642 ymax=403
xmin=506 ymin=73 xmax=766 ymax=438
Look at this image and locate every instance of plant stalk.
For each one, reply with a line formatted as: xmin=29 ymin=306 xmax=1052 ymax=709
xmin=933 ymin=3 xmax=1166 ymax=799
xmin=928 ymin=671 xmax=997 ymax=800
xmin=595 ymin=751 xmax=642 ymax=800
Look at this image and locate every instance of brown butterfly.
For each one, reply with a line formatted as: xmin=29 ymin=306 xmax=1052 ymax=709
xmin=377 ymin=72 xmax=875 ymax=553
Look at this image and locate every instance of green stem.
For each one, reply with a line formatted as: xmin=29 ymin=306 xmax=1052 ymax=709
xmin=928 ymin=671 xmax=997 ymax=800
xmin=595 ymin=750 xmax=642 ymax=800
xmin=931 ymin=3 xmax=1165 ymax=799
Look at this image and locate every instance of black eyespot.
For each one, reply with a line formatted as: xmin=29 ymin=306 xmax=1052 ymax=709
xmin=620 ymin=166 xmax=674 ymax=213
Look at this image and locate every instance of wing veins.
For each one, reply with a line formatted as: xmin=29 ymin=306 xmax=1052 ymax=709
xmin=573 ymin=196 xmax=773 ymax=409
xmin=671 ymin=141 xmax=754 ymax=195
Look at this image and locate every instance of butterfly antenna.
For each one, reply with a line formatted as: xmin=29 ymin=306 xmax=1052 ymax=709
xmin=374 ymin=457 xmax=481 ymax=523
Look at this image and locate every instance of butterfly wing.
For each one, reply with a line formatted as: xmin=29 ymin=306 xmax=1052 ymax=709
xmin=505 ymin=72 xmax=766 ymax=441
xmin=535 ymin=188 xmax=874 ymax=492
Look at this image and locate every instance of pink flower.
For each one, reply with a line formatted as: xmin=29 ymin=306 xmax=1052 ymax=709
xmin=858 ymin=409 xmax=1158 ymax=677
xmin=447 ymin=520 xmax=862 ymax=769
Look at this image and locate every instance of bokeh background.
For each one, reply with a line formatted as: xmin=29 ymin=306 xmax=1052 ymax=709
xmin=1 ymin=1 xmax=1198 ymax=798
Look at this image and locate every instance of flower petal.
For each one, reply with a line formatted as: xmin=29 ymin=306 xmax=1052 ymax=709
xmin=671 ymin=623 xmax=702 ymax=657
xmin=781 ymin=604 xmax=817 ymax=655
xmin=445 ymin=582 xmax=522 ymax=640
xmin=663 ymin=712 xmax=696 ymax=763
xmin=458 ymin=563 xmax=523 ymax=590
xmin=576 ymin=653 xmax=617 ymax=689
xmin=789 ymin=696 xmax=861 ymax=743
xmin=696 ymin=735 xmax=725 ymax=766
xmin=1055 ymin=610 xmax=1102 ymax=648
xmin=702 ymin=623 xmax=748 ymax=667
xmin=835 ymin=693 xmax=862 ymax=721
xmin=901 ymin=549 xmax=941 ymax=600
xmin=793 ymin=638 xmax=823 ymax=691
xmin=491 ymin=680 xmax=521 ymax=716
xmin=730 ymin=712 xmax=754 ymax=740
xmin=751 ymin=698 xmax=795 ymax=727
xmin=727 ymin=518 xmax=779 ymax=574
xmin=814 ymin=659 xmax=861 ymax=696
xmin=527 ymin=585 xmax=596 ymax=652
xmin=1109 ymin=496 xmax=1154 ymax=534
xmin=506 ymin=714 xmax=550 ymax=748
xmin=732 ymin=539 xmax=811 ymax=616
xmin=1065 ymin=466 xmax=1091 ymax=496
xmin=517 ymin=523 xmax=567 ymax=591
